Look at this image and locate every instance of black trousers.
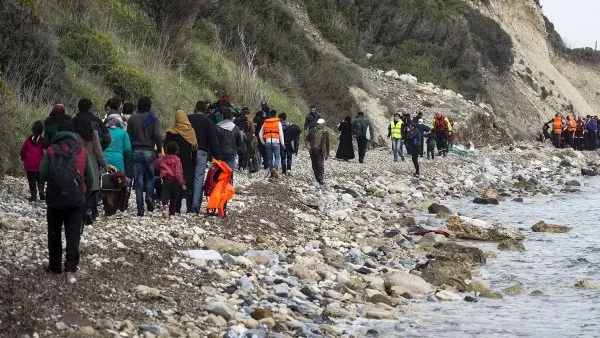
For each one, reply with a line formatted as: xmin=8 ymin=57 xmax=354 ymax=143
xmin=565 ymin=131 xmax=574 ymax=148
xmin=257 ymin=142 xmax=267 ymax=169
xmin=310 ymin=149 xmax=325 ymax=183
xmin=85 ymin=190 xmax=99 ymax=221
xmin=357 ymin=137 xmax=368 ymax=163
xmin=412 ymin=147 xmax=420 ymax=175
xmin=238 ymin=151 xmax=248 ymax=169
xmin=435 ymin=130 xmax=448 ymax=154
xmin=47 ymin=206 xmax=83 ymax=273
xmin=162 ymin=179 xmax=179 ymax=215
xmin=26 ymin=171 xmax=43 ymax=197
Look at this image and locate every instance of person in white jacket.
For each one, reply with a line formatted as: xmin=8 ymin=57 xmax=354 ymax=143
xmin=259 ymin=110 xmax=285 ymax=178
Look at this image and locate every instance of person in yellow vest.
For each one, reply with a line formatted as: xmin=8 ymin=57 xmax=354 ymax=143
xmin=565 ymin=115 xmax=576 ymax=149
xmin=259 ymin=109 xmax=285 ymax=178
xmin=387 ymin=112 xmax=404 ymax=162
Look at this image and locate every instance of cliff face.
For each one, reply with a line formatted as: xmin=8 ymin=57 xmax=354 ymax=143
xmin=468 ymin=0 xmax=600 ymax=135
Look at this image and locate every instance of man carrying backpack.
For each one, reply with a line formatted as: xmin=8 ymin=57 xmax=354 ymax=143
xmin=352 ymin=111 xmax=372 ymax=163
xmin=39 ymin=125 xmax=94 ymax=282
xmin=279 ymin=113 xmax=301 ymax=175
xmin=254 ymin=102 xmax=270 ymax=169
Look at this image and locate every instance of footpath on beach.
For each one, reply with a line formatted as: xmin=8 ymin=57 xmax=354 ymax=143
xmin=1 ymin=143 xmax=599 ymax=337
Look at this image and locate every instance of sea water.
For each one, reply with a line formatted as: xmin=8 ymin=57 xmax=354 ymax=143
xmin=346 ymin=177 xmax=600 ymax=337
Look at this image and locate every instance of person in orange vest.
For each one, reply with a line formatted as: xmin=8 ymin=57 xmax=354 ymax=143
xmin=431 ymin=112 xmax=452 ymax=157
xmin=259 ymin=109 xmax=285 ymax=178
xmin=565 ymin=115 xmax=576 ymax=149
xmin=552 ymin=113 xmax=564 ymax=148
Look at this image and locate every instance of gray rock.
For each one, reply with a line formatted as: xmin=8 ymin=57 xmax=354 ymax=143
xmin=181 ymin=250 xmax=223 ymax=261
xmin=341 ymin=193 xmax=354 ymax=204
xmin=205 ymin=237 xmax=247 ymax=255
xmin=532 ymin=221 xmax=572 ymax=233
xmin=138 ymin=325 xmax=170 ymax=336
xmin=497 ymin=239 xmax=525 ymax=251
xmin=473 ymin=197 xmax=499 ymax=205
xmin=427 ymin=203 xmax=452 ymax=217
xmin=447 ymin=215 xmax=524 ymax=241
xmin=274 ymin=284 xmax=290 ymax=297
xmin=222 ymin=253 xmax=238 ymax=264
xmin=206 ymin=302 xmax=235 ymax=321
xmin=238 ymin=276 xmax=255 ymax=291
xmin=581 ymin=168 xmax=597 ymax=176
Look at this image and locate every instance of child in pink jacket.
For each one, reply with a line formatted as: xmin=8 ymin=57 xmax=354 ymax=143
xmin=20 ymin=121 xmax=45 ymax=201
xmin=156 ymin=141 xmax=186 ymax=218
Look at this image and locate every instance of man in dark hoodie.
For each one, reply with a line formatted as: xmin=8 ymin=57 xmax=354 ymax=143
xmin=188 ymin=100 xmax=220 ymax=213
xmin=72 ymin=98 xmax=111 ymax=150
xmin=127 ymin=96 xmax=163 ymax=216
xmin=216 ymin=108 xmax=242 ymax=183
xmin=43 ymin=104 xmax=73 ymax=148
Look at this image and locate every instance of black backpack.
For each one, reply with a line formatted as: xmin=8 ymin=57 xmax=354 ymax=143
xmin=352 ymin=119 xmax=364 ymax=139
xmin=46 ymin=140 xmax=85 ymax=210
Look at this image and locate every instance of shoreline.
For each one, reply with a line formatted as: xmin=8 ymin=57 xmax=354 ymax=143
xmin=1 ymin=142 xmax=598 ymax=337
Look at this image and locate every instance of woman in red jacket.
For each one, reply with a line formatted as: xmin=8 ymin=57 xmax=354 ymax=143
xmin=20 ymin=120 xmax=45 ymax=201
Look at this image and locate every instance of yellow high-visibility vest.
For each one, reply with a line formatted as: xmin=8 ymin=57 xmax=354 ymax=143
xmin=390 ymin=120 xmax=403 ymax=139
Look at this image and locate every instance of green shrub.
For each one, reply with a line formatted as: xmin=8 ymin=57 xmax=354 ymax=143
xmin=58 ymin=22 xmax=118 ymax=73
xmin=104 ymin=65 xmax=152 ymax=100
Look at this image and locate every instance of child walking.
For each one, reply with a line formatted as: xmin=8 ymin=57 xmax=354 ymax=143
xmin=157 ymin=142 xmax=186 ymax=218
xmin=20 ymin=121 xmax=45 ymax=201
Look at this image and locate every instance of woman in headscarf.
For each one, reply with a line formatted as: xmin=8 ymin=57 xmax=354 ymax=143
xmin=335 ymin=116 xmax=355 ymax=161
xmin=164 ymin=110 xmax=197 ymax=213
xmin=103 ymin=114 xmax=132 ymax=173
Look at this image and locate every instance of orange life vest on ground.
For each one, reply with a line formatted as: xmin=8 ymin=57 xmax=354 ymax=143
xmin=262 ymin=118 xmax=280 ymax=140
xmin=205 ymin=159 xmax=234 ymax=217
xmin=553 ymin=116 xmax=563 ymax=132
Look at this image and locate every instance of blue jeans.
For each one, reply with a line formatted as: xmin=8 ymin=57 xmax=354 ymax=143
xmin=280 ymin=147 xmax=293 ymax=173
xmin=264 ymin=142 xmax=281 ymax=170
xmin=391 ymin=138 xmax=404 ymax=161
xmin=133 ymin=150 xmax=156 ymax=212
xmin=192 ymin=149 xmax=208 ymax=213
xmin=219 ymin=154 xmax=236 ymax=184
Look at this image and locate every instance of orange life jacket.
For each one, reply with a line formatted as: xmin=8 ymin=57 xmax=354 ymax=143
xmin=205 ymin=159 xmax=234 ymax=217
xmin=553 ymin=116 xmax=563 ymax=132
xmin=434 ymin=116 xmax=449 ymax=131
xmin=567 ymin=118 xmax=577 ymax=132
xmin=262 ymin=118 xmax=280 ymax=140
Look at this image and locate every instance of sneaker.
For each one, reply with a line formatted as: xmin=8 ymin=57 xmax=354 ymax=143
xmin=43 ymin=263 xmax=61 ymax=274
xmin=137 ymin=210 xmax=144 ymax=217
xmin=145 ymin=196 xmax=154 ymax=212
xmin=162 ymin=205 xmax=169 ymax=218
xmin=65 ymin=272 xmax=77 ymax=284
xmin=84 ymin=211 xmax=93 ymax=225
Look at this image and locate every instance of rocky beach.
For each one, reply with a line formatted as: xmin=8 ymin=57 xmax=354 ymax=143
xmin=2 ymin=142 xmax=600 ymax=338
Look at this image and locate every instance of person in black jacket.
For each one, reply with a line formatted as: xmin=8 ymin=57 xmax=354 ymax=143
xmin=254 ymin=102 xmax=270 ymax=169
xmin=188 ymin=101 xmax=219 ymax=213
xmin=406 ymin=124 xmax=422 ymax=177
xmin=216 ymin=108 xmax=242 ymax=183
xmin=336 ymin=116 xmax=355 ymax=161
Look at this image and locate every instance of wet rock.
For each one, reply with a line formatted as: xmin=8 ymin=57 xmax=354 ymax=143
xmin=559 ymin=159 xmax=572 ymax=167
xmin=427 ymin=203 xmax=452 ymax=217
xmin=420 ymin=259 xmax=471 ymax=291
xmin=512 ymin=179 xmax=537 ymax=191
xmin=434 ymin=290 xmax=462 ymax=301
xmin=512 ymin=197 xmax=524 ymax=203
xmin=472 ymin=197 xmax=499 ymax=205
xmin=365 ymin=309 xmax=398 ymax=320
xmin=434 ymin=242 xmax=487 ymax=266
xmin=565 ymin=180 xmax=581 ymax=187
xmin=482 ymin=185 xmax=504 ymax=201
xmin=581 ymin=168 xmax=597 ymax=176
xmin=463 ymin=295 xmax=478 ymax=302
xmin=383 ymin=270 xmax=433 ymax=296
xmin=497 ymin=239 xmax=525 ymax=251
xmin=447 ymin=215 xmax=524 ymax=241
xmin=204 ymin=237 xmax=247 ymax=255
xmin=503 ymin=284 xmax=526 ymax=295
xmin=531 ymin=221 xmax=572 ymax=233
xmin=575 ymin=280 xmax=600 ymax=289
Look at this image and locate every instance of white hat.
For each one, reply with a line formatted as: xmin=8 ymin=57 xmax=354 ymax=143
xmin=418 ymin=119 xmax=423 ymax=124
xmin=317 ymin=118 xmax=325 ymax=124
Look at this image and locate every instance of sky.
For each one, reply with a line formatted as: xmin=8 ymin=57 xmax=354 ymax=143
xmin=540 ymin=0 xmax=599 ymax=49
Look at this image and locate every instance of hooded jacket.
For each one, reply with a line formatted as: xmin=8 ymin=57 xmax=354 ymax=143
xmin=20 ymin=135 xmax=45 ymax=172
xmin=127 ymin=111 xmax=163 ymax=151
xmin=43 ymin=115 xmax=73 ymax=148
xmin=157 ymin=154 xmax=185 ymax=187
xmin=216 ymin=120 xmax=242 ymax=156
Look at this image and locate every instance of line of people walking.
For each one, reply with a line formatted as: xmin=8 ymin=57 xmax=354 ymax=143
xmin=543 ymin=113 xmax=599 ymax=150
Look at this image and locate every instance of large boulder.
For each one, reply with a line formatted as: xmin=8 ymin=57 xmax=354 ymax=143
xmin=473 ymin=198 xmax=499 ymax=205
xmin=427 ymin=203 xmax=452 ymax=217
xmin=581 ymin=168 xmax=597 ymax=176
xmin=447 ymin=215 xmax=524 ymax=241
xmin=434 ymin=242 xmax=486 ymax=266
xmin=531 ymin=221 xmax=572 ymax=233
xmin=204 ymin=237 xmax=248 ymax=255
xmin=420 ymin=259 xmax=471 ymax=292
xmin=482 ymin=185 xmax=504 ymax=201
xmin=382 ymin=270 xmax=433 ymax=297
xmin=512 ymin=179 xmax=537 ymax=191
